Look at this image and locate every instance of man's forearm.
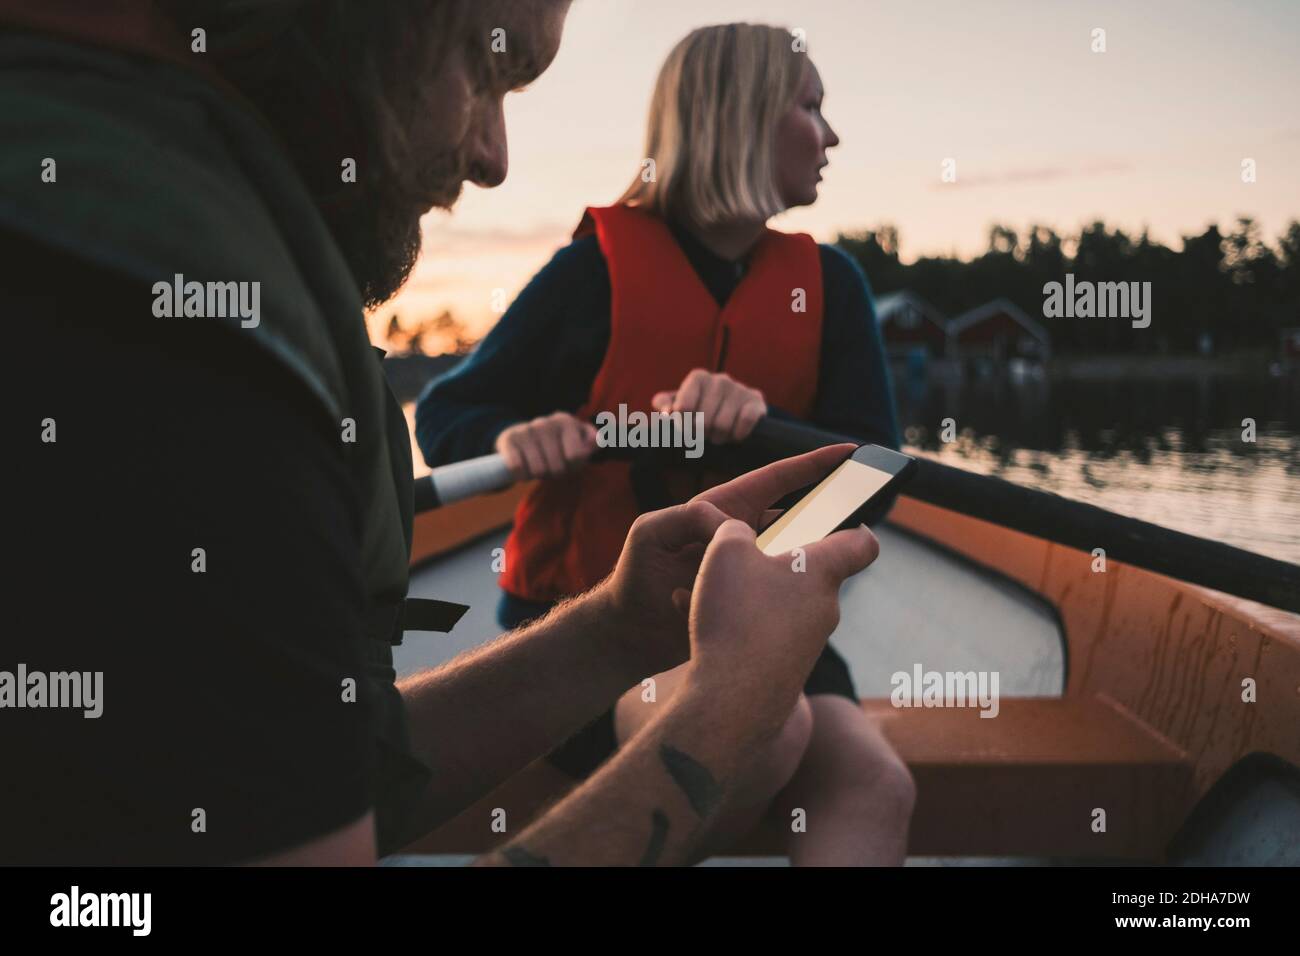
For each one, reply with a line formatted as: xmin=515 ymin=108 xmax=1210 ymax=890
xmin=396 ymin=585 xmax=651 ymax=834
xmin=477 ymin=679 xmax=774 ymax=866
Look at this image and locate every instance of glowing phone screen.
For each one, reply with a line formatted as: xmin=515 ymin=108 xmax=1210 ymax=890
xmin=755 ymin=459 xmax=893 ymax=556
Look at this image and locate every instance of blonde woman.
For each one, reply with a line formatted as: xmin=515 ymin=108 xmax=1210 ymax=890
xmin=417 ymin=23 xmax=913 ymax=864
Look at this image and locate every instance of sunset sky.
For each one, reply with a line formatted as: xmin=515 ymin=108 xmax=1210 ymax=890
xmin=372 ymin=0 xmax=1300 ymax=346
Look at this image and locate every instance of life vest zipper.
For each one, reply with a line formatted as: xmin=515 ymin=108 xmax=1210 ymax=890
xmin=716 ymin=324 xmax=731 ymax=371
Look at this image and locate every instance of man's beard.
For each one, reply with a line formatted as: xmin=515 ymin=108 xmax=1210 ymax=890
xmin=323 ymin=154 xmax=467 ymax=310
xmin=328 ymin=192 xmax=424 ymax=310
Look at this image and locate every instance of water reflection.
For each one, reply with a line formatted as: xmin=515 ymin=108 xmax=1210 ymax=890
xmin=895 ymin=372 xmax=1300 ymax=563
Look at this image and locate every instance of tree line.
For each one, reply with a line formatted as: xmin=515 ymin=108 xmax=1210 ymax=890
xmin=835 ymin=218 xmax=1300 ymax=355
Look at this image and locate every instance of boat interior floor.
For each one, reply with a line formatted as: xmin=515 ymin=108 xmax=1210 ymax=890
xmin=398 ymin=523 xmax=1065 ymax=695
xmin=397 ymin=523 xmax=1299 ymax=866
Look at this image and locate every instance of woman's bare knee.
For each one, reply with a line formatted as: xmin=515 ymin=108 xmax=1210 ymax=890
xmin=742 ymin=694 xmax=813 ymax=796
xmin=840 ymin=722 xmax=916 ymax=824
xmin=864 ymin=716 xmax=916 ymax=809
xmin=801 ymin=698 xmax=916 ymax=823
xmin=867 ymin=746 xmax=916 ymax=822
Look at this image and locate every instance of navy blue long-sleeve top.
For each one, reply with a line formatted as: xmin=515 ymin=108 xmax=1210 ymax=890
xmin=415 ymin=223 xmax=900 ymax=468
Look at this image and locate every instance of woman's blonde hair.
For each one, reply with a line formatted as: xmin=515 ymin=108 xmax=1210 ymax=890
xmin=618 ymin=23 xmax=808 ymax=227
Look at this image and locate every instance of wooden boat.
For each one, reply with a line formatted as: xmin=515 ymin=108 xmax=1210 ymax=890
xmin=394 ymin=422 xmax=1300 ymax=865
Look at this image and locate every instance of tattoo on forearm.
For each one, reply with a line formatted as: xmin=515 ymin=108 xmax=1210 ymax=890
xmin=660 ymin=744 xmax=722 ymax=819
xmin=639 ymin=809 xmax=670 ymax=866
xmin=500 ymin=844 xmax=551 ymax=867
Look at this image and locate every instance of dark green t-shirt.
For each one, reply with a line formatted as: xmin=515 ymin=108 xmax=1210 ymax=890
xmin=3 ymin=234 xmax=376 ymax=863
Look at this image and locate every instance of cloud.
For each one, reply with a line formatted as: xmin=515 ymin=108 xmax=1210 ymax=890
xmin=932 ymin=159 xmax=1135 ymax=191
xmin=417 ymin=219 xmax=571 ymax=255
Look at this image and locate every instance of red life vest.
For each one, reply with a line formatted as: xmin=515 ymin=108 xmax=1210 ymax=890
xmin=500 ymin=204 xmax=824 ymax=601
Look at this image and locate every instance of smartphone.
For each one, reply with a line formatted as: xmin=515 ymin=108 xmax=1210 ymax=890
xmin=755 ymin=444 xmax=917 ymax=556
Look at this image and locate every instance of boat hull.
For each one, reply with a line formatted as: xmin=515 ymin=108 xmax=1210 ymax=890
xmin=402 ymin=488 xmax=1300 ymax=861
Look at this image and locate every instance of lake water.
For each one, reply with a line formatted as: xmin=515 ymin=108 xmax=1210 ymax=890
xmin=893 ymin=371 xmax=1300 ymax=565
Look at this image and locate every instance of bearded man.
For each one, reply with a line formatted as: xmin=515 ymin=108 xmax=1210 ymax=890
xmin=0 ymin=0 xmax=886 ymax=865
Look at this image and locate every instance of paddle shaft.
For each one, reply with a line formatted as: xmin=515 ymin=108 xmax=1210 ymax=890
xmin=413 ymin=417 xmax=1300 ymax=614
xmin=413 ymin=444 xmax=625 ymax=511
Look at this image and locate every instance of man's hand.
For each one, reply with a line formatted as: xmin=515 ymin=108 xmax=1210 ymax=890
xmin=599 ymin=443 xmax=875 ymax=678
xmin=685 ymin=516 xmax=876 ymax=728
xmin=477 ymin=444 xmax=879 ymax=867
xmin=495 ymin=411 xmax=598 ymax=480
xmin=597 ymin=499 xmax=730 ymax=679
xmin=652 ymin=369 xmax=765 ymax=443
